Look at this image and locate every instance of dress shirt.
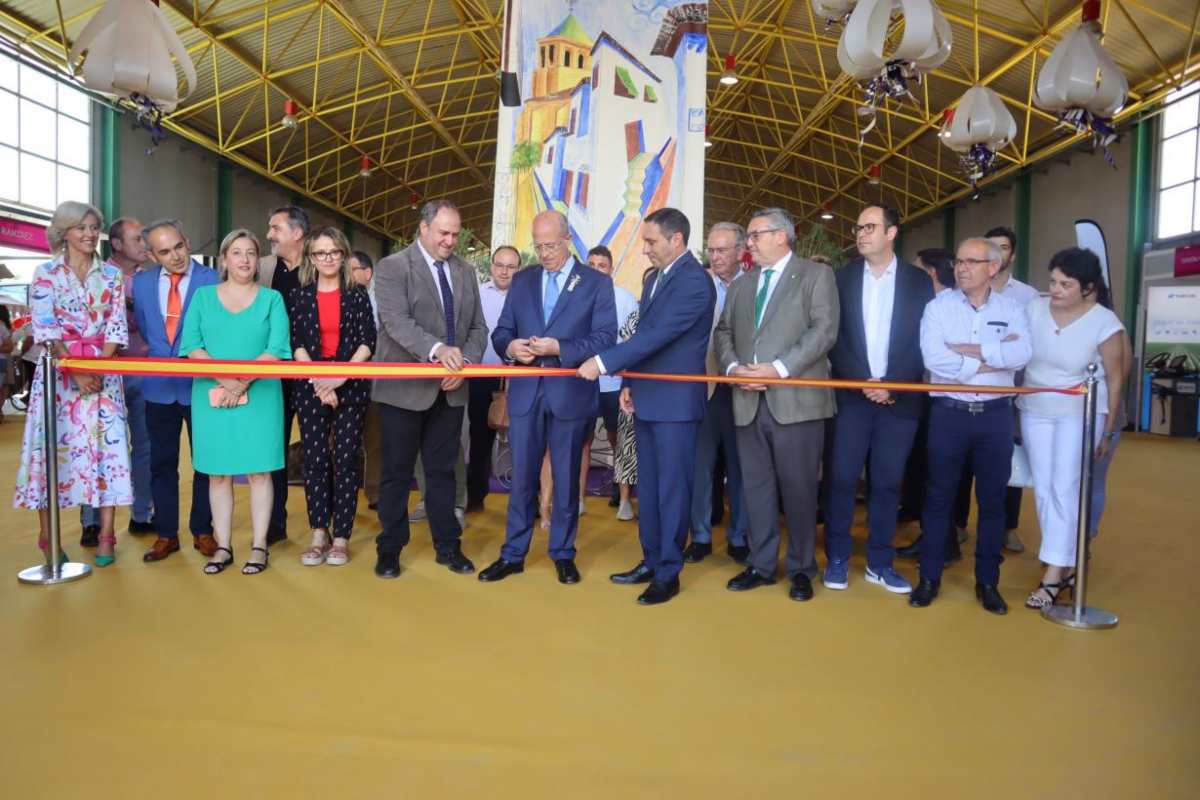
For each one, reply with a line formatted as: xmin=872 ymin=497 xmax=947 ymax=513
xmin=862 ymin=256 xmax=897 ymax=379
xmin=367 ymin=281 xmax=378 ymax=329
xmin=158 ymin=261 xmax=194 ymax=324
xmin=920 ymin=287 xmax=1033 ymax=402
xmin=416 ymin=239 xmax=457 ymax=362
xmin=478 ymin=280 xmax=508 ymax=364
xmin=599 ymin=285 xmax=638 ymax=393
xmin=994 ymin=272 xmax=1040 ymax=308
xmin=725 ymin=252 xmax=792 ymax=379
xmin=596 ymin=251 xmax=688 ymax=376
xmin=112 ymin=259 xmax=148 ymax=357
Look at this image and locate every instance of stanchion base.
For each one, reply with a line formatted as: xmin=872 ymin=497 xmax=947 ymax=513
xmin=1042 ymin=604 xmax=1118 ymax=630
xmin=17 ymin=561 xmax=92 ymax=585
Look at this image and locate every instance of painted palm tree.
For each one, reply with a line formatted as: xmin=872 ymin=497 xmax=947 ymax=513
xmin=509 ymin=140 xmax=543 ymax=252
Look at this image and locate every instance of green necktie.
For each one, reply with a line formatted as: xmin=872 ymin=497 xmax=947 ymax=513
xmin=754 ymin=268 xmax=775 ymax=327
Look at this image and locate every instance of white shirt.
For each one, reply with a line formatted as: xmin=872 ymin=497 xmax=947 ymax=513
xmin=725 ymin=252 xmax=791 ymax=379
xmin=1018 ymin=298 xmax=1124 ymax=417
xmin=862 ymin=256 xmax=897 ymax=379
xmin=416 ymin=239 xmax=456 ymax=362
xmin=158 ymin=261 xmax=195 ymax=323
xmin=479 ymin=280 xmax=508 ymax=365
xmin=600 ymin=285 xmax=638 ymax=393
xmin=994 ymin=272 xmax=1040 ymax=308
xmin=920 ymin=287 xmax=1033 ymax=401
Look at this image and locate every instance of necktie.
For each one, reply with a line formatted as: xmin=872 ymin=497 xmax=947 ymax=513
xmin=754 ymin=268 xmax=775 ymax=328
xmin=433 ymin=260 xmax=455 ymax=347
xmin=165 ymin=271 xmax=184 ymax=345
xmin=543 ymin=270 xmax=561 ymax=324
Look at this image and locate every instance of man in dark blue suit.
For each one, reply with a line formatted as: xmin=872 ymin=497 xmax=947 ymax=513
xmin=823 ymin=205 xmax=934 ymax=593
xmin=481 ymin=210 xmax=617 ymax=585
xmin=133 ymin=219 xmax=219 ymax=562
xmin=578 ymin=208 xmax=715 ymax=605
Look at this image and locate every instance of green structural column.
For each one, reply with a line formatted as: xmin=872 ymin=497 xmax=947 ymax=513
xmin=344 ymin=220 xmax=356 ymax=248
xmin=1125 ymin=117 xmax=1155 ymax=327
xmin=216 ymin=160 xmax=233 ymax=250
xmin=1013 ymin=171 xmax=1032 ymax=282
xmin=95 ymin=103 xmax=120 ymax=228
xmin=942 ymin=205 xmax=956 ymax=250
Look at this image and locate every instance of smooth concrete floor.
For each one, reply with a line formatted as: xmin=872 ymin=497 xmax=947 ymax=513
xmin=0 ymin=417 xmax=1197 ymax=798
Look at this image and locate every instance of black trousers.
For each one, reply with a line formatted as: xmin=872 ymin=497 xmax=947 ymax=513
xmin=269 ymin=381 xmax=295 ymax=538
xmin=954 ymin=467 xmax=1022 ymax=530
xmin=466 ymin=377 xmax=500 ymax=507
xmin=296 ymin=392 xmax=366 ymax=540
xmin=144 ymin=400 xmax=212 ymax=540
xmin=375 ymin=393 xmax=464 ymax=556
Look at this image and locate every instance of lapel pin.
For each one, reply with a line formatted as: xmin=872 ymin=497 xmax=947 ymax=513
xmin=567 ymin=273 xmax=581 ymax=293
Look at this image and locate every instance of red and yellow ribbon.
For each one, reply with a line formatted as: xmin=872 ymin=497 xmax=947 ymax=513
xmin=57 ymin=356 xmax=1085 ymax=396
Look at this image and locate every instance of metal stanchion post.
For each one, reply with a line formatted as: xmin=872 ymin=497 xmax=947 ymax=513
xmin=18 ymin=351 xmax=91 ymax=585
xmin=1044 ymin=363 xmax=1117 ymax=629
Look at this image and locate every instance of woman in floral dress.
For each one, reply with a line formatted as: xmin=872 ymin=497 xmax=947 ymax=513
xmin=13 ymin=201 xmax=132 ymax=567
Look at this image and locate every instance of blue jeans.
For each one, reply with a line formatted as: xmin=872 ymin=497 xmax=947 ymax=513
xmin=1090 ymin=431 xmax=1120 ymax=537
xmin=689 ymin=385 xmax=747 ymax=546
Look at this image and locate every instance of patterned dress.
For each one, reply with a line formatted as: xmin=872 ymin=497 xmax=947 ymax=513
xmin=13 ymin=256 xmax=132 ymax=510
xmin=613 ymin=310 xmax=639 ymax=486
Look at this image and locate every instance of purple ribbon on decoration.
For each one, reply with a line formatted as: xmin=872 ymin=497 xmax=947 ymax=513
xmin=858 ymin=61 xmax=922 ymax=144
xmin=1058 ymin=109 xmax=1119 ymax=168
xmin=128 ymin=92 xmax=167 ymax=154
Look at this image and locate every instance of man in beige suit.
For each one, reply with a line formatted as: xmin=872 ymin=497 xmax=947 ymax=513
xmin=713 ymin=207 xmax=839 ymax=601
xmin=371 ymin=200 xmax=487 ymax=579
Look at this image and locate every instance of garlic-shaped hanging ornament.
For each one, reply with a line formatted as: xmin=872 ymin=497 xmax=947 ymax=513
xmin=1034 ymin=0 xmax=1127 ymax=165
xmin=838 ymin=0 xmax=952 ymax=142
xmin=68 ymin=0 xmax=196 ymax=150
xmin=940 ymin=84 xmax=1018 ymax=187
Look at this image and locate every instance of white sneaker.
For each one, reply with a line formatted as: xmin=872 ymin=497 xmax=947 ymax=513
xmin=455 ymin=508 xmax=466 ymax=528
xmin=410 ymin=502 xmax=426 ymax=521
xmin=616 ymin=499 xmax=634 ymax=521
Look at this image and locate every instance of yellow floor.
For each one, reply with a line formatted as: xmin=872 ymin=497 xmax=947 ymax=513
xmin=1 ymin=416 xmax=1197 ymax=798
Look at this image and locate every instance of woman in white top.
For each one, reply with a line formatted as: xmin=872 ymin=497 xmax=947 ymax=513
xmin=1018 ymin=248 xmax=1125 ymax=609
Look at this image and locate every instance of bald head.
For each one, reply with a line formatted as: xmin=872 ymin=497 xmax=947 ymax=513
xmin=532 ymin=210 xmax=570 ymax=272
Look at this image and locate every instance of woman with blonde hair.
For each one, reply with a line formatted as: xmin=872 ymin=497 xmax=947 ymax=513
xmin=13 ymin=200 xmax=131 ymax=566
xmin=178 ymin=229 xmax=291 ymax=575
xmin=287 ymin=227 xmax=376 ymax=566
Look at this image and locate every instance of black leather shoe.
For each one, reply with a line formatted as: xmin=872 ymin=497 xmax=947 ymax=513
xmin=555 ymin=559 xmax=581 ymax=584
xmin=128 ymin=519 xmax=157 ymax=536
xmin=637 ymin=579 xmax=680 ymax=605
xmin=610 ymin=562 xmax=653 ymax=584
xmin=896 ymin=535 xmax=922 ymax=560
xmin=465 ymin=500 xmax=485 ymax=514
xmin=909 ymin=577 xmax=940 ymax=607
xmin=436 ymin=549 xmax=475 ymax=574
xmin=726 ymin=567 xmax=776 ymax=591
xmin=478 ymin=558 xmax=523 ymax=582
xmin=266 ymin=527 xmax=287 ymax=545
xmin=727 ymin=544 xmax=750 ymax=565
xmin=975 ymin=583 xmax=1009 ymax=615
xmin=80 ymin=524 xmax=100 ymax=547
xmin=788 ymin=573 xmax=815 ymax=601
xmin=374 ymin=552 xmax=401 ymax=579
xmin=682 ymin=542 xmax=712 ymax=563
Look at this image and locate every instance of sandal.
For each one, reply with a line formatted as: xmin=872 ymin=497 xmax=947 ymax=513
xmin=242 ymin=546 xmax=269 ymax=575
xmin=94 ymin=532 xmax=117 ymax=567
xmin=203 ymin=547 xmax=235 ymax=575
xmin=326 ymin=542 xmax=349 ymax=566
xmin=300 ymin=535 xmax=331 ymax=566
xmin=1025 ymin=571 xmax=1076 ymax=610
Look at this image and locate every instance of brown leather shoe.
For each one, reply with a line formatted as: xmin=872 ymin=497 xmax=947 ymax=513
xmin=193 ymin=534 xmax=218 ymax=557
xmin=143 ymin=537 xmax=181 ymax=562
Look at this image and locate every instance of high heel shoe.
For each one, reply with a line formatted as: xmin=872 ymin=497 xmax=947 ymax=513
xmin=1025 ymin=571 xmax=1076 ymax=610
xmin=94 ymin=532 xmax=116 ymax=567
xmin=37 ymin=535 xmax=70 ymax=565
xmin=203 ymin=547 xmax=235 ymax=575
xmin=242 ymin=546 xmax=269 ymax=575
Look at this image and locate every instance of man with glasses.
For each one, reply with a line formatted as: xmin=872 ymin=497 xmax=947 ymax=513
xmin=823 ymin=205 xmax=934 ymax=595
xmin=683 ymin=222 xmax=750 ymax=565
xmin=480 ymin=211 xmax=615 ymax=585
xmin=713 ymin=207 xmax=838 ymax=602
xmin=911 ymin=237 xmax=1032 ymax=614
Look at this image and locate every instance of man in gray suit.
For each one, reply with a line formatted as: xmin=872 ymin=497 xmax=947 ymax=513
xmin=713 ymin=207 xmax=839 ymax=601
xmin=372 ymin=200 xmax=488 ymax=579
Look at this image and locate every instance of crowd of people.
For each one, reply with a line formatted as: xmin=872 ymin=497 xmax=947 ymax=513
xmin=10 ymin=196 xmax=1130 ymax=612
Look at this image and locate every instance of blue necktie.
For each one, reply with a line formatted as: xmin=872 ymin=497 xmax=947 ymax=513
xmin=433 ymin=260 xmax=455 ymax=346
xmin=543 ymin=270 xmax=561 ymax=325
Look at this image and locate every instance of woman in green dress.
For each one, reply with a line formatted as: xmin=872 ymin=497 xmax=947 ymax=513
xmin=178 ymin=228 xmax=291 ymax=575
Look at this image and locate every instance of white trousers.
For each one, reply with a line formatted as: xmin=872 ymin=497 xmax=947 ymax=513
xmin=1021 ymin=411 xmax=1106 ymax=567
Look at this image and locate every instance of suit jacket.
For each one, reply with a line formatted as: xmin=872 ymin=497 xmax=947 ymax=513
xmin=829 ymin=257 xmax=935 ymax=419
xmin=714 ymin=254 xmax=839 ymax=426
xmin=286 ymin=283 xmax=378 ymax=406
xmin=491 ymin=258 xmax=617 ymax=420
xmin=370 ymin=241 xmax=487 ymax=411
xmin=595 ymin=251 xmax=715 ymax=423
xmin=132 ymin=261 xmax=220 ymax=405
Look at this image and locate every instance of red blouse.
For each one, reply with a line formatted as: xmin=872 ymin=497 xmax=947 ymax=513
xmin=316 ymin=288 xmax=340 ymax=358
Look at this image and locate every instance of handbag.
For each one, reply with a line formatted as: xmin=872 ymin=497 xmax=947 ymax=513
xmin=1008 ymin=442 xmax=1034 ymax=488
xmin=487 ymin=377 xmax=509 ymax=430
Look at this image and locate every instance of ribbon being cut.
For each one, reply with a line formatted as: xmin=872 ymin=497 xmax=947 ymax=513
xmin=58 ymin=356 xmax=1086 ymax=397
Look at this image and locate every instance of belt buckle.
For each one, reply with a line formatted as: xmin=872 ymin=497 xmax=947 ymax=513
xmin=966 ymin=401 xmax=985 ymax=415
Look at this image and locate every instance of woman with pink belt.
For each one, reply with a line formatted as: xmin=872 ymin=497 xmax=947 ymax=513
xmin=13 ymin=201 xmax=132 ymax=567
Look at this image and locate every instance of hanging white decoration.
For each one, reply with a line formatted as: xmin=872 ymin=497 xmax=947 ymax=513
xmin=939 ymin=84 xmax=1018 ymax=189
xmin=68 ymin=0 xmax=197 ymax=150
xmin=1034 ymin=0 xmax=1127 ymax=165
xmin=812 ymin=0 xmax=858 ymax=29
xmin=836 ymin=0 xmax=952 ymax=140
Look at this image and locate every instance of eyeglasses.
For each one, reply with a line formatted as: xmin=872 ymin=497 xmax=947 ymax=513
xmin=851 ymin=223 xmax=882 ymax=237
xmin=312 ymin=249 xmax=344 ymax=261
xmin=746 ymin=228 xmax=781 ymax=242
xmin=705 ymin=245 xmax=735 ymax=256
xmin=532 ymin=241 xmax=563 ymax=253
xmin=953 ymin=257 xmax=996 ymax=267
